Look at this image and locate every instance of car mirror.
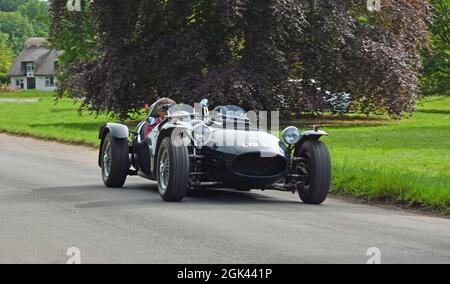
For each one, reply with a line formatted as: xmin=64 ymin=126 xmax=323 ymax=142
xmin=200 ymin=99 xmax=209 ymax=108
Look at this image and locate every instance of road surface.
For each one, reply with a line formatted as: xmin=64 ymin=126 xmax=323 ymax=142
xmin=0 ymin=133 xmax=448 ymax=264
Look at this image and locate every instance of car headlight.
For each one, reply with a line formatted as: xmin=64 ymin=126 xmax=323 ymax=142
xmin=282 ymin=126 xmax=301 ymax=145
xmin=192 ymin=124 xmax=211 ymax=143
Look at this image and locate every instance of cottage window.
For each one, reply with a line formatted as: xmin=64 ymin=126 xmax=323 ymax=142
xmin=45 ymin=77 xmax=54 ymax=87
xmin=26 ymin=62 xmax=35 ymax=72
xmin=15 ymin=79 xmax=24 ymax=89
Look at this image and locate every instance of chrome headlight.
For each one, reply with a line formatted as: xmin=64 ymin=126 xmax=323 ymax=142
xmin=282 ymin=126 xmax=301 ymax=145
xmin=192 ymin=124 xmax=211 ymax=143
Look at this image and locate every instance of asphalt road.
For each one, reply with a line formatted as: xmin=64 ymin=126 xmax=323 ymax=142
xmin=0 ymin=133 xmax=448 ymax=264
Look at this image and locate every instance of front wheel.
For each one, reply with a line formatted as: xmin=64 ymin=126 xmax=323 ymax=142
xmin=295 ymin=140 xmax=331 ymax=205
xmin=157 ymin=137 xmax=190 ymax=202
xmin=101 ymin=133 xmax=129 ymax=188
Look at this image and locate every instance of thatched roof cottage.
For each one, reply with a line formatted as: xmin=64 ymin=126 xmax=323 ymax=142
xmin=7 ymin=38 xmax=62 ymax=91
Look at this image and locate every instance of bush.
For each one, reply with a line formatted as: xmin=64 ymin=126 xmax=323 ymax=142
xmin=0 ymin=84 xmax=17 ymax=92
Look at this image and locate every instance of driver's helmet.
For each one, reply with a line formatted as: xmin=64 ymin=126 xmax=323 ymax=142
xmin=149 ymin=98 xmax=176 ymax=118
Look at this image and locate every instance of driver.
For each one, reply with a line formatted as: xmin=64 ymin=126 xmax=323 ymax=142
xmin=143 ymin=99 xmax=175 ymax=139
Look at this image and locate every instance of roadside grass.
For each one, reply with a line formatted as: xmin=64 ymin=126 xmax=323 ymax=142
xmin=0 ymin=90 xmax=449 ymax=214
xmin=323 ymin=97 xmax=450 ymax=214
xmin=0 ymin=90 xmax=56 ymax=98
xmin=0 ymin=92 xmax=111 ymax=147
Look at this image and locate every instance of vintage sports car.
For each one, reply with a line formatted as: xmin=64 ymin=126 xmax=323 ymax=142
xmin=98 ymin=98 xmax=331 ymax=203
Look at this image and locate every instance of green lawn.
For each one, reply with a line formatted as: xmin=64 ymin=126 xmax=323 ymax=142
xmin=325 ymin=97 xmax=450 ymax=214
xmin=0 ymin=91 xmax=112 ymax=147
xmin=0 ymin=89 xmax=57 ymax=98
xmin=0 ymin=90 xmax=449 ymax=213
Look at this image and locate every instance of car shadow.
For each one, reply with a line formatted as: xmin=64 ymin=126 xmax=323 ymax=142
xmin=125 ymin=182 xmax=301 ymax=205
xmin=31 ymin=182 xmax=302 ymax=207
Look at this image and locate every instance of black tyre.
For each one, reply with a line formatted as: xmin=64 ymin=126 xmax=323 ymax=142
xmin=157 ymin=137 xmax=190 ymax=202
xmin=296 ymin=140 xmax=331 ymax=204
xmin=101 ymin=133 xmax=129 ymax=188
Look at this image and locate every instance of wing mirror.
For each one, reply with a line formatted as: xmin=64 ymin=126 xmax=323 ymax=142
xmin=200 ymin=98 xmax=210 ymax=117
xmin=200 ymin=99 xmax=209 ymax=107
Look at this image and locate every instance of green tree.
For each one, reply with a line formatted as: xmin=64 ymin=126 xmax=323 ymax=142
xmin=50 ymin=0 xmax=431 ymax=119
xmin=0 ymin=33 xmax=14 ymax=84
xmin=422 ymin=0 xmax=450 ymax=96
xmin=0 ymin=0 xmax=27 ymax=12
xmin=0 ymin=11 xmax=34 ymax=54
xmin=18 ymin=0 xmax=49 ymax=37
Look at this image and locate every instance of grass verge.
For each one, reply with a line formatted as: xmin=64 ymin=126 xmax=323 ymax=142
xmin=0 ymin=91 xmax=111 ymax=147
xmin=324 ymin=97 xmax=450 ymax=214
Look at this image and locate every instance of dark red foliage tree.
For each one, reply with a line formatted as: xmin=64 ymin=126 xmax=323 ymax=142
xmin=50 ymin=0 xmax=430 ymax=119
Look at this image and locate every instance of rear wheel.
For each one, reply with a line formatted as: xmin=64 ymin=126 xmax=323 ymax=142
xmin=157 ymin=137 xmax=190 ymax=202
xmin=295 ymin=140 xmax=331 ymax=204
xmin=101 ymin=133 xmax=129 ymax=188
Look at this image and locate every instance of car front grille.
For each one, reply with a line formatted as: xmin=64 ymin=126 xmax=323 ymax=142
xmin=232 ymin=153 xmax=287 ymax=177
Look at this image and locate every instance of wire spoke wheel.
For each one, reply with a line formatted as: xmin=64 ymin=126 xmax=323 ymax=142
xmin=100 ymin=133 xmax=129 ymax=188
xmin=156 ymin=137 xmax=189 ymax=202
xmin=102 ymin=139 xmax=112 ymax=178
xmin=158 ymin=148 xmax=170 ymax=192
xmin=296 ymin=153 xmax=311 ymax=191
xmin=294 ymin=140 xmax=331 ymax=205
